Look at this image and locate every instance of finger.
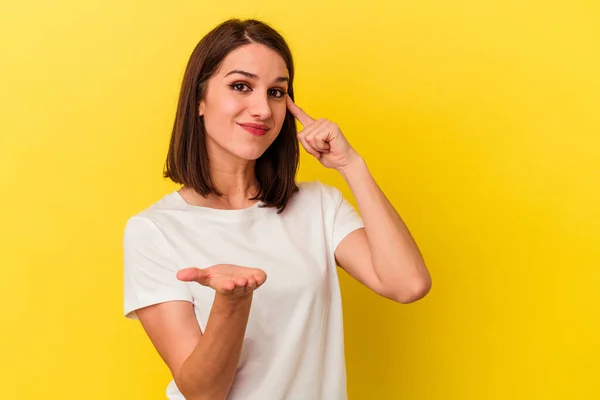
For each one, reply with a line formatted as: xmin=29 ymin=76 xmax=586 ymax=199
xmin=301 ymin=118 xmax=328 ymax=141
xmin=253 ymin=273 xmax=266 ymax=287
xmin=298 ymin=121 xmax=327 ymax=155
xmin=215 ymin=281 xmax=236 ymax=295
xmin=234 ymin=277 xmax=248 ymax=287
xmin=316 ymin=121 xmax=337 ymax=152
xmin=232 ymin=283 xmax=247 ymax=296
xmin=298 ymin=132 xmax=322 ymax=159
xmin=297 ymin=117 xmax=327 ymax=136
xmin=176 ymin=267 xmax=207 ymax=283
xmin=245 ymin=280 xmax=256 ymax=293
xmin=220 ymin=280 xmax=235 ymax=293
xmin=287 ymin=95 xmax=315 ymax=127
xmin=306 ymin=131 xmax=331 ymax=152
xmin=305 ymin=133 xmax=325 ymax=153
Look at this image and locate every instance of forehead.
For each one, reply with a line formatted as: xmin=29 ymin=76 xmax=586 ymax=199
xmin=218 ymin=43 xmax=288 ymax=78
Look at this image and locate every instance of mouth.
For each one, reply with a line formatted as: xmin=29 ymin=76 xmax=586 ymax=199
xmin=237 ymin=123 xmax=270 ymax=136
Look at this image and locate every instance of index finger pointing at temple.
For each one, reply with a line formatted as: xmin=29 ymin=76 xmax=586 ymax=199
xmin=287 ymin=95 xmax=315 ymax=127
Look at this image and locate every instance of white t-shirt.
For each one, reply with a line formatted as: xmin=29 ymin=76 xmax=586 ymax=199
xmin=123 ymin=180 xmax=364 ymax=400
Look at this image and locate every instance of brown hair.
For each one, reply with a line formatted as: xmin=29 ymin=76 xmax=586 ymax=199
xmin=163 ymin=18 xmax=299 ymax=213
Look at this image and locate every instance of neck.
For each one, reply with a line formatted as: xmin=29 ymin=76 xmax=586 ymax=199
xmin=180 ymin=143 xmax=260 ymax=210
xmin=211 ymin=161 xmax=258 ymax=203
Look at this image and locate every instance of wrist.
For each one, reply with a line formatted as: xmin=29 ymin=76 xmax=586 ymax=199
xmin=213 ymin=292 xmax=253 ymax=314
xmin=337 ymin=154 xmax=367 ymax=180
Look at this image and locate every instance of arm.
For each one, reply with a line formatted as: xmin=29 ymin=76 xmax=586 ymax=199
xmin=335 ymin=157 xmax=432 ymax=303
xmin=285 ymin=96 xmax=431 ymax=304
xmin=134 ymin=265 xmax=265 ymax=400
xmin=136 ymin=293 xmax=252 ymax=400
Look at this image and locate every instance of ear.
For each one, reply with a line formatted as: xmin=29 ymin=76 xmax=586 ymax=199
xmin=198 ymin=100 xmax=205 ymax=117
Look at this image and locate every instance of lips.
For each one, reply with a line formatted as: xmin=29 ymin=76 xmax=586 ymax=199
xmin=238 ymin=122 xmax=270 ymax=136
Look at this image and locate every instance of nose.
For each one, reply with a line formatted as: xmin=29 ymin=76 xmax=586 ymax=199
xmin=248 ymin=92 xmax=272 ymax=120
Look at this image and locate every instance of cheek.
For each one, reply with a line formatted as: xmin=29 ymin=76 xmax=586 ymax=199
xmin=203 ymin=95 xmax=244 ymax=134
xmin=273 ymin=101 xmax=288 ymax=126
xmin=208 ymin=94 xmax=244 ymax=118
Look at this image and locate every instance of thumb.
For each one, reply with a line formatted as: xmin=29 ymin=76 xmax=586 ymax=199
xmin=176 ymin=267 xmax=208 ymax=283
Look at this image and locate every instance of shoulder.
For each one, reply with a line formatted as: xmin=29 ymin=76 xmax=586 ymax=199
xmin=288 ymin=180 xmax=344 ymax=212
xmin=123 ymin=191 xmax=184 ymax=237
xmin=297 ymin=180 xmax=343 ymax=200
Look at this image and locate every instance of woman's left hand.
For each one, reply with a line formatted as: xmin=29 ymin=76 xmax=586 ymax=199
xmin=287 ymin=95 xmax=361 ymax=171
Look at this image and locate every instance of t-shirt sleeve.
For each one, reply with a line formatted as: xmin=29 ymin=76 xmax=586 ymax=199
xmin=330 ymin=186 xmax=365 ymax=251
xmin=123 ymin=216 xmax=192 ymax=320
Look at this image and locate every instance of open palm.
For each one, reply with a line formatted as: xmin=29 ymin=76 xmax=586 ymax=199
xmin=177 ymin=264 xmax=267 ymax=297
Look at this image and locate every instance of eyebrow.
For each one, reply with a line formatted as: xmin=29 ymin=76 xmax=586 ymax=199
xmin=224 ymin=69 xmax=289 ymax=83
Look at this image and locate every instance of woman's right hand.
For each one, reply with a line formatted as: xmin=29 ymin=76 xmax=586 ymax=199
xmin=176 ymin=264 xmax=267 ymax=298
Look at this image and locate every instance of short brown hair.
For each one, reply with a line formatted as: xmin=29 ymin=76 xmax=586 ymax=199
xmin=163 ymin=19 xmax=299 ymax=213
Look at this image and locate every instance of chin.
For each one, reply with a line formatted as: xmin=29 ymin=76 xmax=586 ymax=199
xmin=234 ymin=145 xmax=270 ymax=161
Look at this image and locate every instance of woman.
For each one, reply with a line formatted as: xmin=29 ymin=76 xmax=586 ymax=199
xmin=123 ymin=18 xmax=431 ymax=400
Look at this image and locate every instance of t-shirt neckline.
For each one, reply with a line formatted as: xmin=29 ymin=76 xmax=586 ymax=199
xmin=170 ymin=191 xmax=264 ymax=219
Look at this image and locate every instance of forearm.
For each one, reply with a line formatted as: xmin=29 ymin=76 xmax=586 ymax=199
xmin=177 ymin=293 xmax=252 ymax=400
xmin=339 ymin=157 xmax=431 ymax=300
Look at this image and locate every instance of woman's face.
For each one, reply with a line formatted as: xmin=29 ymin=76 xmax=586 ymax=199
xmin=199 ymin=43 xmax=290 ymax=162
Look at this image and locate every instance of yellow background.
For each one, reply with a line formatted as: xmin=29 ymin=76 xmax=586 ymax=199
xmin=1 ymin=0 xmax=598 ymax=399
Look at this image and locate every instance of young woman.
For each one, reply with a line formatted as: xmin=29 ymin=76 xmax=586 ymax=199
xmin=123 ymin=18 xmax=431 ymax=400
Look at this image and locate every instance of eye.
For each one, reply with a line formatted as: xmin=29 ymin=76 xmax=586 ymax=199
xmin=229 ymin=83 xmax=251 ymax=92
xmin=268 ymin=88 xmax=287 ymax=98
